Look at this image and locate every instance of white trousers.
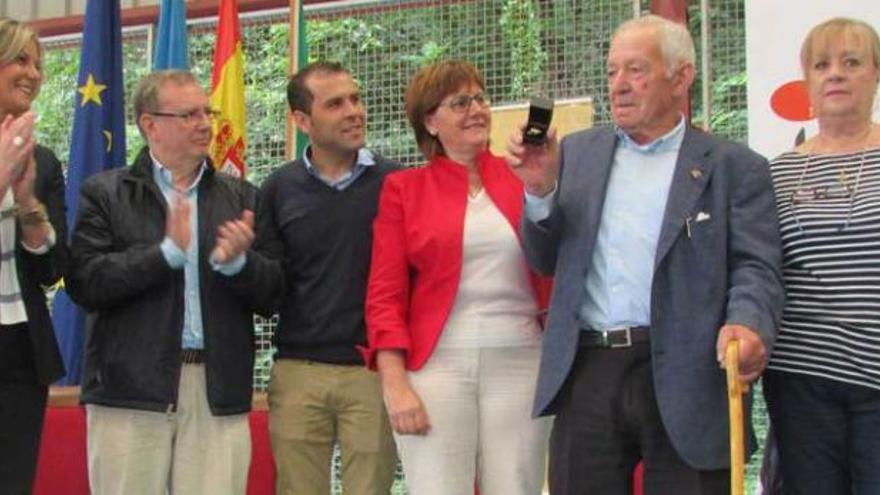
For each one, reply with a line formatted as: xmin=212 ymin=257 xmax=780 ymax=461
xmin=86 ymin=364 xmax=251 ymax=495
xmin=396 ymin=345 xmax=551 ymax=495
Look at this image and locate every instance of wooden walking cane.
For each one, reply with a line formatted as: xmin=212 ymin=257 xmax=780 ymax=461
xmin=725 ymin=340 xmax=745 ymax=495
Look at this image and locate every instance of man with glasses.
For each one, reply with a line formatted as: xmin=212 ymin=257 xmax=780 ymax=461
xmin=255 ymin=61 xmax=399 ymax=495
xmin=68 ymin=70 xmax=281 ymax=494
xmin=507 ymin=15 xmax=784 ymax=494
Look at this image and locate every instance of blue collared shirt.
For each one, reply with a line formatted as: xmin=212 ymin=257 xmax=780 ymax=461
xmin=525 ymin=118 xmax=686 ymax=330
xmin=153 ymin=155 xmax=245 ymax=350
xmin=302 ymin=145 xmax=375 ymax=190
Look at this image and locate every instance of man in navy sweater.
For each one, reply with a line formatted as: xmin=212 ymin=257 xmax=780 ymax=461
xmin=256 ymin=62 xmax=399 ymax=495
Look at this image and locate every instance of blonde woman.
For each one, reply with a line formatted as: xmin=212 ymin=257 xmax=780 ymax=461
xmin=764 ymin=17 xmax=880 ymax=494
xmin=0 ymin=17 xmax=68 ymax=493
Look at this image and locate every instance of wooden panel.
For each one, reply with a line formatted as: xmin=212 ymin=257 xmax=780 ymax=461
xmin=70 ymin=0 xmax=87 ymax=16
xmin=5 ymin=0 xmax=33 ymax=21
xmin=36 ymin=0 xmax=68 ymax=19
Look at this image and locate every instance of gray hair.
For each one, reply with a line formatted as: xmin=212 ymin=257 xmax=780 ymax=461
xmin=133 ymin=70 xmax=200 ymax=135
xmin=614 ymin=14 xmax=696 ymax=75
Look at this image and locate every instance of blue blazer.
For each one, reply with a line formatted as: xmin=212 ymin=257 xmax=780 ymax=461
xmin=523 ymin=125 xmax=784 ymax=470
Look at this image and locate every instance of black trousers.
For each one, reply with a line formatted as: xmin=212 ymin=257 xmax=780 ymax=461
xmin=764 ymin=370 xmax=880 ymax=495
xmin=0 ymin=324 xmax=49 ymax=495
xmin=548 ymin=340 xmax=729 ymax=495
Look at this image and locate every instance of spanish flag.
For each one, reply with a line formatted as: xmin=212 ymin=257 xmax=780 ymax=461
xmin=209 ymin=0 xmax=246 ymax=177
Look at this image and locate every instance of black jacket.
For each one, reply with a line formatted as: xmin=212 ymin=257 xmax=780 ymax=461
xmin=15 ymin=145 xmax=68 ymax=385
xmin=69 ymin=147 xmax=282 ymax=415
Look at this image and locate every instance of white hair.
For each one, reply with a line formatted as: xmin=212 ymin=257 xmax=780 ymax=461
xmin=614 ymin=14 xmax=696 ymax=75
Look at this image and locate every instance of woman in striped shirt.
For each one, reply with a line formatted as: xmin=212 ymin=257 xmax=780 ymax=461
xmin=764 ymin=17 xmax=880 ymax=495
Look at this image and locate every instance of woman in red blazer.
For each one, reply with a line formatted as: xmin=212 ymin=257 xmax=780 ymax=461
xmin=362 ymin=60 xmax=552 ymax=495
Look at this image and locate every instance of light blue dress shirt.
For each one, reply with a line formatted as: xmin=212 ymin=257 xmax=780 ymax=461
xmin=302 ymin=146 xmax=375 ymax=190
xmin=154 ymin=155 xmax=244 ymax=350
xmin=525 ymin=118 xmax=686 ymax=330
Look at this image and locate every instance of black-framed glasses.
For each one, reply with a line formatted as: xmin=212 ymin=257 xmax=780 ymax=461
xmin=148 ymin=107 xmax=221 ymax=125
xmin=443 ymin=92 xmax=490 ymax=113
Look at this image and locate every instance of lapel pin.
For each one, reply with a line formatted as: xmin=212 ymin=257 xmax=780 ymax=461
xmin=690 ymin=168 xmax=703 ymax=180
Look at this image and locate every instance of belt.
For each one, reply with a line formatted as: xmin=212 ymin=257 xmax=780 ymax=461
xmin=578 ymin=326 xmax=650 ymax=349
xmin=181 ymin=348 xmax=205 ymax=363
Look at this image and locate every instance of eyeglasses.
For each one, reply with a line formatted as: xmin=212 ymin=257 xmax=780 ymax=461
xmin=443 ymin=92 xmax=490 ymax=113
xmin=790 ymin=183 xmax=857 ymax=233
xmin=790 ymin=183 xmax=853 ymax=205
xmin=789 ymin=148 xmax=868 ymax=234
xmin=148 ymin=107 xmax=222 ymax=125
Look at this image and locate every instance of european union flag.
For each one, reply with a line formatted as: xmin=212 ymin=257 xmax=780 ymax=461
xmin=52 ymin=0 xmax=126 ymax=385
xmin=154 ymin=0 xmax=189 ymax=70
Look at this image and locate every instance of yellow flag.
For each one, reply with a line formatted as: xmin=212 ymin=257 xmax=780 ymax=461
xmin=209 ymin=0 xmax=246 ymax=177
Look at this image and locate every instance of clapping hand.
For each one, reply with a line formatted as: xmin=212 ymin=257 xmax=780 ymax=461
xmin=211 ymin=210 xmax=255 ymax=264
xmin=0 ymin=112 xmax=36 ymax=192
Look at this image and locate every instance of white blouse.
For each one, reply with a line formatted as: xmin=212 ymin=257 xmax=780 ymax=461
xmin=436 ymin=189 xmax=541 ymax=349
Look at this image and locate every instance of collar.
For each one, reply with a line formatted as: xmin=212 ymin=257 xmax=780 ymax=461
xmin=150 ymin=150 xmax=208 ymax=193
xmin=302 ymin=145 xmax=376 ymax=175
xmin=615 ymin=115 xmax=686 ymax=153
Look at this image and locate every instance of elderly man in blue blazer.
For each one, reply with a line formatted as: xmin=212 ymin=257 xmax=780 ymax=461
xmin=507 ymin=14 xmax=784 ymax=495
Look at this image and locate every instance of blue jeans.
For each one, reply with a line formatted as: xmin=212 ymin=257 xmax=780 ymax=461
xmin=764 ymin=370 xmax=880 ymax=495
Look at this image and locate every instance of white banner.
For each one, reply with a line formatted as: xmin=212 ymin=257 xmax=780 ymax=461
xmin=745 ymin=0 xmax=880 ymax=159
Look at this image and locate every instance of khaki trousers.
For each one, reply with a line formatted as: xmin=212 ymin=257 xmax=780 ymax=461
xmin=86 ymin=364 xmax=251 ymax=495
xmin=268 ymin=359 xmax=397 ymax=495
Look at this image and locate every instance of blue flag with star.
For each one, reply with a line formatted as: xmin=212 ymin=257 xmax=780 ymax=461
xmin=52 ymin=0 xmax=126 ymax=385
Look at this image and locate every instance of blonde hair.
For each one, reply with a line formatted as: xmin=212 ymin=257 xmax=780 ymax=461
xmin=800 ymin=17 xmax=880 ymax=76
xmin=0 ymin=17 xmax=40 ymax=66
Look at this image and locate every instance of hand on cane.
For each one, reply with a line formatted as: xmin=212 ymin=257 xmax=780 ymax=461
xmin=716 ymin=324 xmax=767 ymax=388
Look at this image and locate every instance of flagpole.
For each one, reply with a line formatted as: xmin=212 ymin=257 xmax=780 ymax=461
xmin=287 ymin=0 xmax=301 ymax=160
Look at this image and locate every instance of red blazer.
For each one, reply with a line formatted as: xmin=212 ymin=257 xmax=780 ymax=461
xmin=360 ymin=150 xmax=552 ymax=371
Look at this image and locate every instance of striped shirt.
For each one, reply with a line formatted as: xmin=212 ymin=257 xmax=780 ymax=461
xmin=768 ymin=147 xmax=880 ymax=390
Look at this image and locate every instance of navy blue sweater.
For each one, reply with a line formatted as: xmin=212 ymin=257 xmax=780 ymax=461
xmin=256 ymin=155 xmax=399 ymax=364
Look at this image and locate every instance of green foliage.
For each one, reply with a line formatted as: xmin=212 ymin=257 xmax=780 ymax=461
xmin=400 ymin=41 xmax=449 ymax=67
xmin=688 ymin=2 xmax=749 ymax=142
xmin=499 ymin=0 xmax=547 ymax=99
xmin=307 ymin=19 xmax=386 ymax=63
xmin=32 ymin=45 xmax=78 ymax=166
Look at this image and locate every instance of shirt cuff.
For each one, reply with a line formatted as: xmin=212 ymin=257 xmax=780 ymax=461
xmin=161 ymin=237 xmax=187 ymax=269
xmin=523 ymin=182 xmax=557 ymax=222
xmin=211 ymin=253 xmax=246 ymax=276
xmin=20 ymin=224 xmax=56 ymax=254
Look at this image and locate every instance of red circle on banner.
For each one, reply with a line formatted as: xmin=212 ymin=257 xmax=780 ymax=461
xmin=770 ymin=80 xmax=812 ymax=121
